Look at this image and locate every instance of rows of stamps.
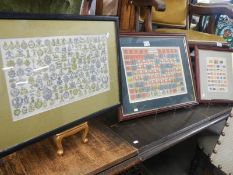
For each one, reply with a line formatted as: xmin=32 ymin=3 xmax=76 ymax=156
xmin=0 ymin=34 xmax=110 ymax=121
xmin=122 ymin=47 xmax=187 ymax=103
xmin=206 ymin=57 xmax=228 ymax=93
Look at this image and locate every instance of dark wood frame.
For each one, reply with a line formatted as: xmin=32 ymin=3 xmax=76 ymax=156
xmin=195 ymin=46 xmax=233 ymax=104
xmin=118 ymin=32 xmax=197 ymax=121
xmin=0 ymin=13 xmax=121 ymax=158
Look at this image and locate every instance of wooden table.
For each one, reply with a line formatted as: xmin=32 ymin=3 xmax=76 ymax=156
xmin=0 ymin=104 xmax=232 ymax=175
xmin=106 ymin=104 xmax=231 ymax=161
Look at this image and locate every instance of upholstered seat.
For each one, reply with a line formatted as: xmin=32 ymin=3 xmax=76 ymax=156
xmin=131 ymin=0 xmax=233 ymax=47
xmin=141 ymin=0 xmax=187 ymax=28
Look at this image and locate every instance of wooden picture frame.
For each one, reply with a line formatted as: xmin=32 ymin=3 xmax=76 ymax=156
xmin=118 ymin=33 xmax=197 ymax=121
xmin=195 ymin=46 xmax=233 ymax=103
xmin=0 ymin=13 xmax=120 ymax=157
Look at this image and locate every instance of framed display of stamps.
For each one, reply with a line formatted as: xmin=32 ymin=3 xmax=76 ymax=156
xmin=118 ymin=33 xmax=197 ymax=121
xmin=195 ymin=46 xmax=233 ymax=103
xmin=0 ymin=13 xmax=120 ymax=157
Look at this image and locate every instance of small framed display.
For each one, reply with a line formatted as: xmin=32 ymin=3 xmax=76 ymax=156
xmin=0 ymin=13 xmax=120 ymax=157
xmin=195 ymin=46 xmax=233 ymax=103
xmin=118 ymin=33 xmax=197 ymax=121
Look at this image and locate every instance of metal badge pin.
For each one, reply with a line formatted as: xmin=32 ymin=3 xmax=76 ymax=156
xmin=28 ymin=40 xmax=35 ymax=48
xmin=2 ymin=41 xmax=9 ymax=50
xmin=21 ymin=40 xmax=28 ymax=49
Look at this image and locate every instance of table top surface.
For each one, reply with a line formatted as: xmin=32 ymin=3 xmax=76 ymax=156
xmin=102 ymin=104 xmax=232 ymax=160
xmin=0 ymin=104 xmax=232 ymax=174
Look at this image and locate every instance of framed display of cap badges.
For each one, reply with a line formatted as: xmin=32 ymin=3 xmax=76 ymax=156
xmin=0 ymin=13 xmax=120 ymax=157
xmin=195 ymin=46 xmax=233 ymax=103
xmin=118 ymin=33 xmax=197 ymax=121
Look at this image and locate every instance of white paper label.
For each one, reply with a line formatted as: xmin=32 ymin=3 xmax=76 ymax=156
xmin=217 ymin=42 xmax=222 ymax=47
xmin=143 ymin=41 xmax=150 ymax=47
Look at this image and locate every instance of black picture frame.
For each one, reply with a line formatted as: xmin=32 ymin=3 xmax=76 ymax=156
xmin=118 ymin=33 xmax=197 ymax=121
xmin=0 ymin=13 xmax=120 ymax=158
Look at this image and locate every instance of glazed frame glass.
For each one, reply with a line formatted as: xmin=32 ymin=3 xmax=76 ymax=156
xmin=195 ymin=46 xmax=233 ymax=103
xmin=0 ymin=13 xmax=120 ymax=157
xmin=118 ymin=33 xmax=197 ymax=121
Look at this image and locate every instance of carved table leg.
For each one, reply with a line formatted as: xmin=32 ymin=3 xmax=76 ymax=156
xmin=54 ymin=122 xmax=89 ymax=156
